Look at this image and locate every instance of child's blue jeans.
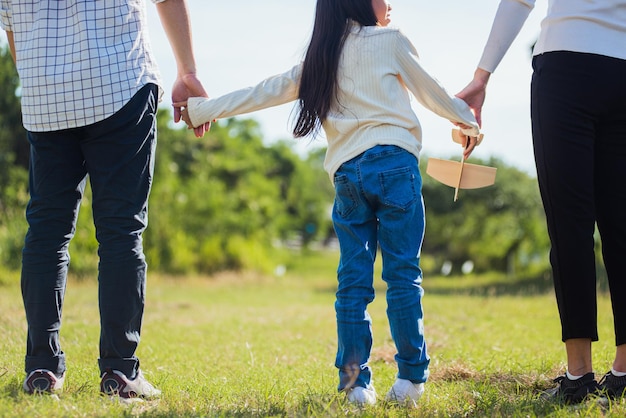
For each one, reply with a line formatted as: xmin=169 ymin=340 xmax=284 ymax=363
xmin=332 ymin=144 xmax=429 ymax=391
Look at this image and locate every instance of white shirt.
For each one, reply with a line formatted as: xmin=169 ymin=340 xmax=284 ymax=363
xmin=0 ymin=0 xmax=165 ymax=132
xmin=478 ymin=0 xmax=626 ymax=73
xmin=188 ymin=23 xmax=479 ymax=181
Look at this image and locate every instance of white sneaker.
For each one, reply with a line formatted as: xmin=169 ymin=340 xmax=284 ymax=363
xmin=386 ymin=378 xmax=424 ymax=407
xmin=346 ymin=385 xmax=377 ymax=406
xmin=100 ymin=369 xmax=161 ymax=400
xmin=23 ymin=369 xmax=65 ymax=394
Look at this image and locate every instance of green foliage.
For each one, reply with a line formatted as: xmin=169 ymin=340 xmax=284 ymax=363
xmin=0 ymin=44 xmax=29 ymax=272
xmin=0 ymin=41 xmax=576 ymax=280
xmin=0 ymin=44 xmax=26 ymax=170
xmin=421 ymin=155 xmax=551 ymax=277
xmin=143 ymin=112 xmax=334 ymax=275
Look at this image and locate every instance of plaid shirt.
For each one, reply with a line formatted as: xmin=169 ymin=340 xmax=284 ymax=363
xmin=0 ymin=0 xmax=165 ymax=132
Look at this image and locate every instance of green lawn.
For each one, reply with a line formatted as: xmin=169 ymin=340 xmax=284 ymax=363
xmin=0 ymin=252 xmax=624 ymax=417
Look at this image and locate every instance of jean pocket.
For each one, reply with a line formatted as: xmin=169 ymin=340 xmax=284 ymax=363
xmin=333 ymin=173 xmax=358 ymax=218
xmin=379 ymin=167 xmax=418 ymax=211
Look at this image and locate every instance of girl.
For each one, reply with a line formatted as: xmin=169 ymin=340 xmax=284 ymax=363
xmin=181 ymin=0 xmax=480 ymax=407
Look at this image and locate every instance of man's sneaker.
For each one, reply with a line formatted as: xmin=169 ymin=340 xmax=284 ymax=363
xmin=543 ymin=372 xmax=600 ymax=404
xmin=346 ymin=385 xmax=377 ymax=406
xmin=100 ymin=369 xmax=161 ymax=400
xmin=23 ymin=369 xmax=65 ymax=394
xmin=599 ymin=371 xmax=626 ymax=399
xmin=386 ymin=378 xmax=424 ymax=407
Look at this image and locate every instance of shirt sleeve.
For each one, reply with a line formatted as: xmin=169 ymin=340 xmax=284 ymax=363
xmin=477 ymin=0 xmax=535 ymax=73
xmin=187 ymin=64 xmax=302 ymax=128
xmin=150 ymin=0 xmax=167 ymax=4
xmin=393 ymin=32 xmax=480 ymax=137
xmin=0 ymin=0 xmax=12 ymax=32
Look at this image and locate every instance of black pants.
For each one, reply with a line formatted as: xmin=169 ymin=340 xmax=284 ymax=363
xmin=531 ymin=51 xmax=626 ymax=345
xmin=22 ymin=84 xmax=158 ymax=377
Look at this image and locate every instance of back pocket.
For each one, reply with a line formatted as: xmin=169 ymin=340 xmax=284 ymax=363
xmin=333 ymin=173 xmax=358 ymax=217
xmin=379 ymin=167 xmax=418 ymax=211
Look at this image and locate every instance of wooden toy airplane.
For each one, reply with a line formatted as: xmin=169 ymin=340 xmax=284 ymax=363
xmin=426 ymin=129 xmax=497 ymax=202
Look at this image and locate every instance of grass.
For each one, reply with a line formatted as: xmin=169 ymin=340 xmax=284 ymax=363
xmin=0 ymin=251 xmax=625 ymax=417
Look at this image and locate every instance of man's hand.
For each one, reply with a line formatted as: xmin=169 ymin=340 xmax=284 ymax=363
xmin=172 ymin=73 xmax=211 ymax=137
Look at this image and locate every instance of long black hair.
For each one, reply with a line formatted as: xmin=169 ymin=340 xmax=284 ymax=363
xmin=293 ymin=0 xmax=378 ymax=138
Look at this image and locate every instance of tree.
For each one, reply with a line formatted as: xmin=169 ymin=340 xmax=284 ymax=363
xmin=0 ymin=44 xmax=29 ymax=272
xmin=421 ymin=155 xmax=550 ymax=276
xmin=143 ymin=114 xmax=334 ymax=274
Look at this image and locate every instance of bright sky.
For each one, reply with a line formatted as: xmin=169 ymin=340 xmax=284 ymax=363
xmin=145 ymin=0 xmax=548 ymax=175
xmin=0 ymin=1 xmax=546 ymax=175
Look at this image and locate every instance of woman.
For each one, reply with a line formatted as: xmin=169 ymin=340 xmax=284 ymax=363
xmin=457 ymin=0 xmax=626 ymax=404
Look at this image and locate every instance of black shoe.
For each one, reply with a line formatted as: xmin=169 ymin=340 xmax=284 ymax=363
xmin=543 ymin=372 xmax=600 ymax=404
xmin=599 ymin=371 xmax=626 ymax=399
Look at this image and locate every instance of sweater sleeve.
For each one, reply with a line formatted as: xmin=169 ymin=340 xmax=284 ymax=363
xmin=477 ymin=0 xmax=535 ymax=73
xmin=187 ymin=64 xmax=302 ymax=128
xmin=393 ymin=32 xmax=480 ymax=137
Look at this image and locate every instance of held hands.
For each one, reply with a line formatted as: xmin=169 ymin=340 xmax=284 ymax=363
xmin=451 ymin=128 xmax=484 ymax=160
xmin=172 ymin=73 xmax=211 ymax=137
xmin=453 ymin=68 xmax=491 ymax=160
xmin=462 ymin=133 xmax=483 ymax=161
xmin=173 ymin=100 xmax=209 ymax=130
xmin=177 ymin=103 xmax=192 ymax=128
xmin=452 ymin=123 xmax=483 ymax=160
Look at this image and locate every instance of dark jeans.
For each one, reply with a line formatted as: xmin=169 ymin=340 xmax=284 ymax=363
xmin=531 ymin=52 xmax=626 ymax=345
xmin=21 ymin=84 xmax=158 ymax=377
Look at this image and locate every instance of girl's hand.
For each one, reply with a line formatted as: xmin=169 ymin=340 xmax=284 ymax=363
xmin=462 ymin=134 xmax=484 ymax=160
xmin=172 ymin=100 xmax=193 ymax=128
xmin=179 ymin=106 xmax=193 ymax=128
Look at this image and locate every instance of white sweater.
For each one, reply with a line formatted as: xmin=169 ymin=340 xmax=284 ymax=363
xmin=188 ymin=22 xmax=479 ymax=181
xmin=478 ymin=0 xmax=626 ymax=73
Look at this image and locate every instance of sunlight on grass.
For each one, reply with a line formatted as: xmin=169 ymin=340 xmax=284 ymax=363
xmin=1 ymin=251 xmax=624 ymax=416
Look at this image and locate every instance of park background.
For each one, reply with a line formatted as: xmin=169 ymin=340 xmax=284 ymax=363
xmin=0 ymin=1 xmax=622 ymax=416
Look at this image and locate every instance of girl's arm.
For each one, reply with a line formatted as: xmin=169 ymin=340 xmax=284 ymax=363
xmin=394 ymin=33 xmax=480 ymax=137
xmin=185 ymin=64 xmax=302 ymax=128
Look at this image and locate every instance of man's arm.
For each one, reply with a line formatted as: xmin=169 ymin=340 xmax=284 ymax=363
xmin=154 ymin=0 xmax=210 ymax=137
xmin=6 ymin=30 xmax=15 ymax=62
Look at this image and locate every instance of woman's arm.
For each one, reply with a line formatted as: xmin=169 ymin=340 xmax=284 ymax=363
xmin=457 ymin=0 xmax=535 ymax=125
xmin=477 ymin=0 xmax=535 ymax=73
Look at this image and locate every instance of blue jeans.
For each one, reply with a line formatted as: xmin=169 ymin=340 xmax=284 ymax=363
xmin=21 ymin=84 xmax=158 ymax=378
xmin=332 ymin=145 xmax=429 ymax=391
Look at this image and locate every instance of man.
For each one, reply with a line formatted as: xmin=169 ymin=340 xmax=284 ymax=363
xmin=0 ymin=0 xmax=210 ymax=398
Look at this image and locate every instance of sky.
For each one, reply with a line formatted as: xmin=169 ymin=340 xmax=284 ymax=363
xmin=145 ymin=0 xmax=549 ymax=175
xmin=3 ymin=1 xmax=547 ymax=175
